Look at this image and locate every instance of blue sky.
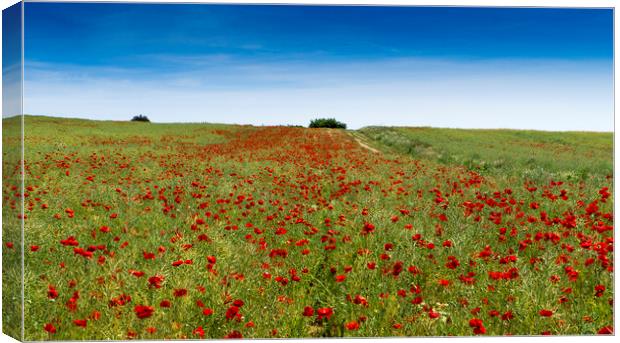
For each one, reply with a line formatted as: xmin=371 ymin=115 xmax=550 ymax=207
xmin=21 ymin=3 xmax=613 ymax=130
xmin=2 ymin=1 xmax=22 ymax=117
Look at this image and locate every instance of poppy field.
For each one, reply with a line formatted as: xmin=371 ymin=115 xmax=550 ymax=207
xmin=2 ymin=115 xmax=614 ymax=339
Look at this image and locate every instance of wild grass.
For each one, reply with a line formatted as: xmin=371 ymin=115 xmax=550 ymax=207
xmin=1 ymin=116 xmax=613 ymax=339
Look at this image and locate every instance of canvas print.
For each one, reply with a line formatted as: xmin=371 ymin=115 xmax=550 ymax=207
xmin=1 ymin=1 xmax=614 ymax=340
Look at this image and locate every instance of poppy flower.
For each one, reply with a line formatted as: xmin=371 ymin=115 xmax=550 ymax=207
xmin=44 ymin=323 xmax=56 ymax=334
xmin=595 ymin=285 xmax=605 ymax=297
xmin=173 ymin=289 xmax=188 ymax=297
xmin=303 ymin=306 xmax=314 ymax=317
xmin=134 ymin=305 xmax=154 ymax=319
xmin=48 ymin=285 xmax=59 ymax=299
xmin=469 ymin=318 xmax=486 ymax=334
xmin=225 ymin=306 xmax=240 ymax=320
xmin=345 ymin=321 xmax=360 ymax=330
xmin=193 ymin=326 xmax=205 ymax=338
xmin=73 ymin=319 xmax=87 ymax=328
xmin=160 ymin=300 xmax=171 ymax=308
xmin=361 ymin=222 xmax=375 ymax=235
xmin=224 ymin=330 xmax=243 ymax=338
xmin=317 ymin=307 xmax=334 ymax=320
xmin=428 ymin=309 xmax=440 ymax=319
xmin=501 ymin=311 xmax=514 ymax=321
xmin=353 ymin=294 xmax=368 ymax=307
xmin=148 ymin=275 xmax=164 ymax=288
xmin=539 ymin=309 xmax=553 ymax=317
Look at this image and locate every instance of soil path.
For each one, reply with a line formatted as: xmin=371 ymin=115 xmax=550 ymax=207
xmin=354 ymin=137 xmax=380 ymax=153
xmin=324 ymin=129 xmax=381 ymax=154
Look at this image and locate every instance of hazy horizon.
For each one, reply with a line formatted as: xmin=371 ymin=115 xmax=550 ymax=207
xmin=6 ymin=3 xmax=615 ymax=131
xmin=3 ymin=113 xmax=612 ymax=133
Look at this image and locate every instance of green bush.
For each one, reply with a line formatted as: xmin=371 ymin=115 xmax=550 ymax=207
xmin=309 ymin=118 xmax=346 ymax=129
xmin=131 ymin=115 xmax=150 ymax=122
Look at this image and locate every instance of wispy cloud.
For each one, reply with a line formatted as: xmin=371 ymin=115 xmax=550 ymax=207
xmin=24 ymin=56 xmax=613 ymax=131
xmin=3 ymin=63 xmax=22 ymax=118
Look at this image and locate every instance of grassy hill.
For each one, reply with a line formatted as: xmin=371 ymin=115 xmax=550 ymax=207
xmin=358 ymin=126 xmax=612 ymax=182
xmin=2 ymin=115 xmax=614 ymax=339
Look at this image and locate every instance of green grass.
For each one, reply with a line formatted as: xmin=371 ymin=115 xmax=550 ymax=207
xmin=358 ymin=126 xmax=612 ymax=183
xmin=2 ymin=115 xmax=614 ymax=339
xmin=2 ymin=115 xmax=23 ymax=340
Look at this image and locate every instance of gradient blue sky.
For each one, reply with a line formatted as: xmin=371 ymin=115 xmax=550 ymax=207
xmin=2 ymin=1 xmax=22 ymax=117
xmin=21 ymin=3 xmax=613 ymax=130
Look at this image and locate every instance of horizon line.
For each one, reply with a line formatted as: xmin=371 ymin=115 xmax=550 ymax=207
xmin=4 ymin=114 xmax=614 ymax=134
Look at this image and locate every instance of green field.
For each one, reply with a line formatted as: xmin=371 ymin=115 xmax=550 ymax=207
xmin=2 ymin=116 xmax=614 ymax=339
xmin=358 ymin=126 xmax=612 ymax=182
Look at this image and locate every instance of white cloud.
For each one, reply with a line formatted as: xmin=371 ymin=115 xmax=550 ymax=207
xmin=2 ymin=63 xmax=22 ymax=118
xmin=23 ymin=57 xmax=613 ymax=131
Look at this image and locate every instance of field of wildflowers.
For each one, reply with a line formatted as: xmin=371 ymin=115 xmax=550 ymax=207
xmin=1 ymin=116 xmax=613 ymax=339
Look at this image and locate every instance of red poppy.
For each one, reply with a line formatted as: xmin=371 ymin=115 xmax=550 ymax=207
xmin=353 ymin=294 xmax=368 ymax=307
xmin=539 ymin=309 xmax=553 ymax=317
xmin=428 ymin=309 xmax=440 ymax=319
xmin=345 ymin=321 xmax=360 ymax=330
xmin=160 ymin=300 xmax=171 ymax=308
xmin=317 ymin=307 xmax=334 ymax=320
xmin=134 ymin=305 xmax=155 ymax=319
xmin=225 ymin=306 xmax=240 ymax=320
xmin=361 ymin=222 xmax=375 ymax=235
xmin=44 ymin=323 xmax=56 ymax=334
xmin=173 ymin=289 xmax=188 ymax=297
xmin=469 ymin=318 xmax=486 ymax=334
xmin=224 ymin=330 xmax=243 ymax=338
xmin=501 ymin=311 xmax=514 ymax=321
xmin=595 ymin=284 xmax=605 ymax=297
xmin=193 ymin=326 xmax=205 ymax=338
xmin=303 ymin=306 xmax=314 ymax=317
xmin=73 ymin=319 xmax=87 ymax=328
xmin=48 ymin=285 xmax=59 ymax=299
xmin=148 ymin=275 xmax=164 ymax=288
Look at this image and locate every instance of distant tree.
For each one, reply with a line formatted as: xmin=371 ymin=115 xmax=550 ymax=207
xmin=309 ymin=118 xmax=347 ymax=129
xmin=131 ymin=114 xmax=150 ymax=122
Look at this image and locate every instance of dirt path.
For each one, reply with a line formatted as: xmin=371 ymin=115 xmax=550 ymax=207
xmin=354 ymin=137 xmax=380 ymax=153
xmin=324 ymin=129 xmax=381 ymax=154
